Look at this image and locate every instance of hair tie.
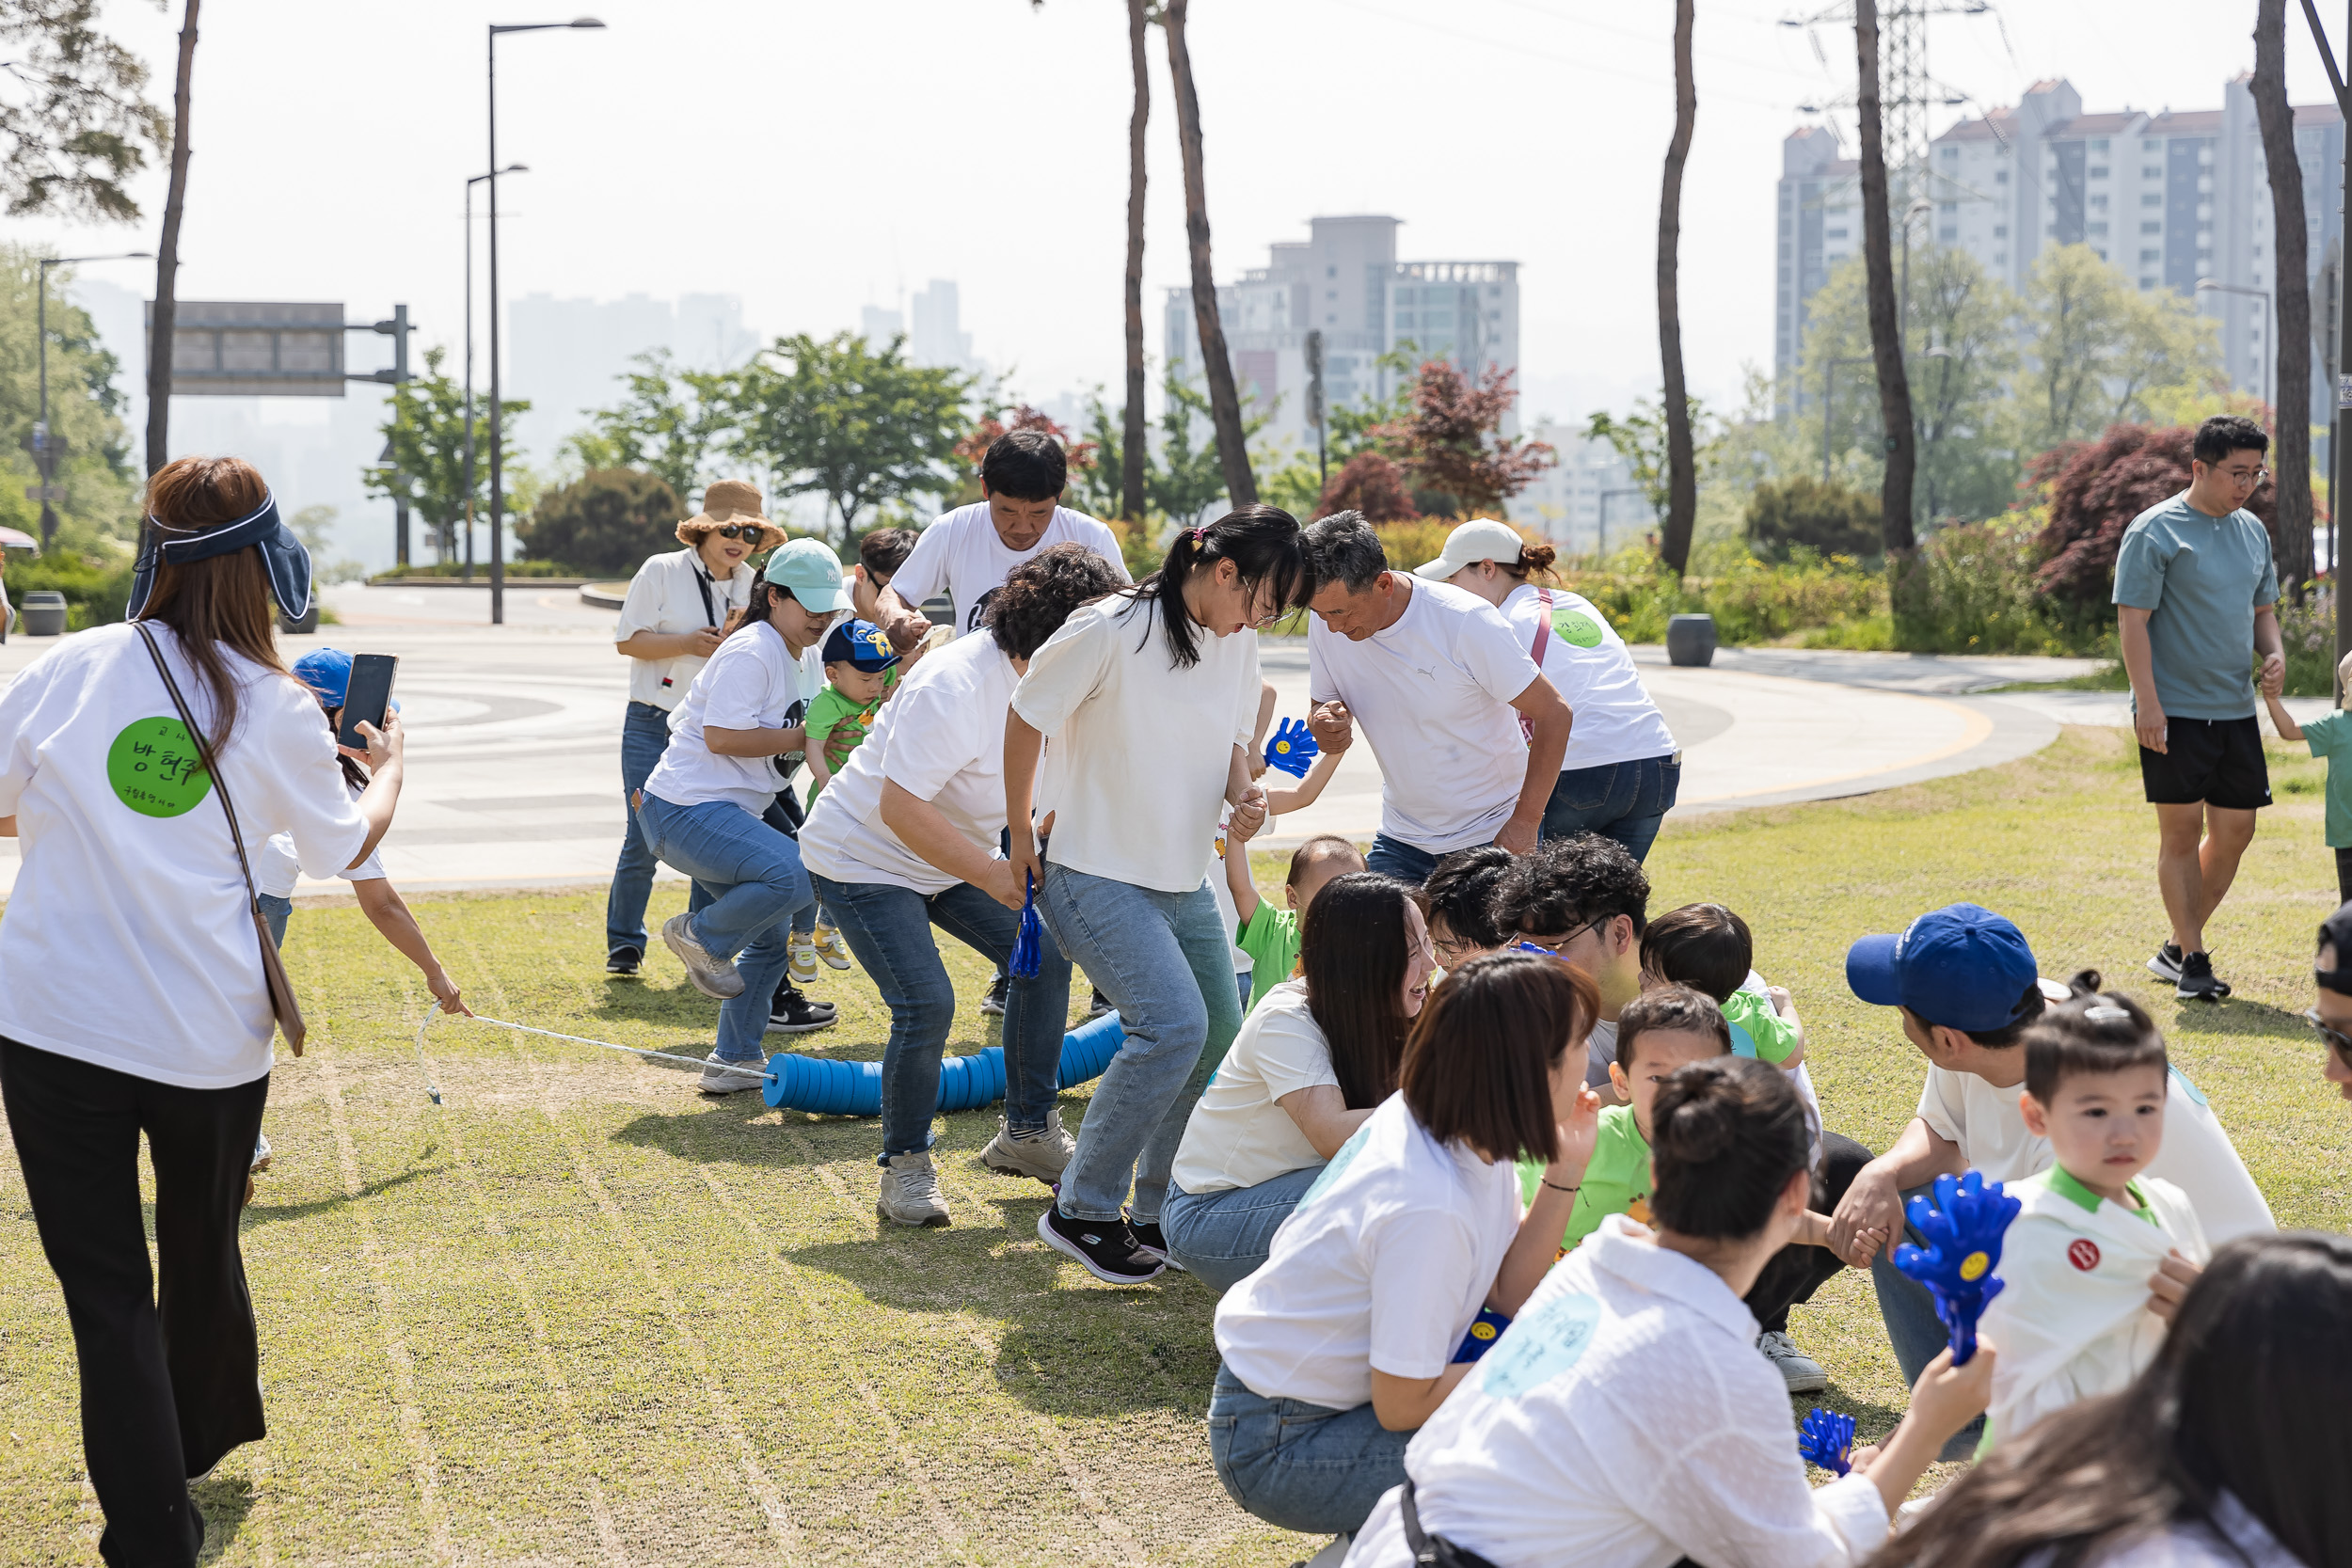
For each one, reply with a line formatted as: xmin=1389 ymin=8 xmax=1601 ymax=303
xmin=1189 ymin=527 xmax=1206 ymax=544
xmin=2083 ymin=1004 xmax=2131 ymax=1023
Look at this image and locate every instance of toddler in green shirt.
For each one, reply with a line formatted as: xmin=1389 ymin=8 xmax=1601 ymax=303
xmin=1223 ymin=705 xmax=1359 ymax=1014
xmin=803 ymin=617 xmax=900 ymax=807
xmin=2263 ymin=652 xmax=2352 ymax=904
xmin=1640 ymin=901 xmax=1806 ymax=1066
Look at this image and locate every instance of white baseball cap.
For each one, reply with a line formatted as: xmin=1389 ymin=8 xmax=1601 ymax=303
xmin=1413 ymin=517 xmax=1528 ymax=580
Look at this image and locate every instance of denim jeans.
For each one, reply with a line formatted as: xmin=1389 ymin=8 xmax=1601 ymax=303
xmin=635 ymin=791 xmax=813 ymax=1061
xmin=809 ymin=871 xmax=1072 ymax=1158
xmin=1364 ymin=833 xmax=1450 ymax=884
xmin=607 ymin=701 xmax=676 ymax=958
xmin=1161 ymin=1164 xmax=1323 ymax=1291
xmin=1871 ymin=1180 xmax=1989 ymax=1461
xmin=1037 ymin=864 xmax=1242 ymax=1225
xmin=1539 ymin=752 xmax=1681 ymax=863
xmin=1208 ymin=1361 xmax=1411 ymax=1536
xmin=257 ymin=893 xmax=292 ymax=950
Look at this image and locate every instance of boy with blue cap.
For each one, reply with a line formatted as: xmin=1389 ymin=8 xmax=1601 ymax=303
xmin=1833 ymin=902 xmax=2273 ymax=1457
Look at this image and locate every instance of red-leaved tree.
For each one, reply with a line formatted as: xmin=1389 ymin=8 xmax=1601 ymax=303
xmin=1315 ymin=451 xmax=1420 ymax=523
xmin=1375 ymin=359 xmax=1555 ymax=516
xmin=2032 ymin=423 xmax=2275 ymax=603
xmin=954 ymin=404 xmax=1099 ymax=475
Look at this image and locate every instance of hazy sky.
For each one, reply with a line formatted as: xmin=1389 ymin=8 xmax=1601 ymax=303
xmin=18 ymin=0 xmax=2351 ymax=434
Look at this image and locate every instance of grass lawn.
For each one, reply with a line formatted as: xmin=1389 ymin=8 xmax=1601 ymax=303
xmin=2 ymin=726 xmax=2344 ymax=1566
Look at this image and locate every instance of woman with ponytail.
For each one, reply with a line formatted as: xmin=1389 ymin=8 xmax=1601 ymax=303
xmin=1348 ymin=1056 xmax=1995 ymax=1568
xmin=1005 ymin=503 xmax=1308 ymax=1284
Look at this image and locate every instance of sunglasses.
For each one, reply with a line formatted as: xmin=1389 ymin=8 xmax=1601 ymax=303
xmin=710 ymin=523 xmax=766 ymax=541
xmin=2307 ymin=1006 xmax=2352 ymax=1061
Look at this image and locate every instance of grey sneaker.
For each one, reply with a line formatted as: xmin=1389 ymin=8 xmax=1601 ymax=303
xmin=1758 ymin=1329 xmax=1828 ymax=1393
xmin=878 ymin=1150 xmax=951 ymax=1227
xmin=980 ymin=1108 xmax=1075 ymax=1182
xmin=697 ymin=1053 xmax=768 ymax=1095
xmin=663 ymin=912 xmax=743 ymax=999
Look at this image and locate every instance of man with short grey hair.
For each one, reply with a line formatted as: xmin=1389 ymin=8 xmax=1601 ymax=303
xmin=1302 ymin=512 xmax=1572 ymax=881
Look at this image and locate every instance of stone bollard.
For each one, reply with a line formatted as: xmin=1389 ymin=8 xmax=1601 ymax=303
xmin=1666 ymin=612 xmax=1717 ymax=668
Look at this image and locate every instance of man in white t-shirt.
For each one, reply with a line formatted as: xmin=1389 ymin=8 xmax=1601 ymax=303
xmin=1833 ymin=902 xmax=2276 ymax=1457
xmin=1301 ymin=512 xmax=1570 ymax=883
xmin=869 ymin=429 xmax=1131 ymax=646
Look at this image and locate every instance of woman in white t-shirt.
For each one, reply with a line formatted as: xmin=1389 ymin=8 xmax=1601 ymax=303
xmin=1163 ymin=873 xmax=1435 ymax=1291
xmin=801 ymin=545 xmax=1122 ymax=1227
xmin=1348 ymin=1057 xmax=1994 ymax=1568
xmin=1006 ymin=504 xmax=1307 ymax=1285
xmin=1210 ymin=952 xmax=1605 ymax=1543
xmin=605 ymin=480 xmax=779 ymax=974
xmin=638 ymin=538 xmax=845 ymax=1093
xmin=0 ymin=456 xmax=405 ymax=1558
xmin=1417 ymin=518 xmax=1679 ymax=862
xmin=1867 ymin=1234 xmax=2350 ymax=1568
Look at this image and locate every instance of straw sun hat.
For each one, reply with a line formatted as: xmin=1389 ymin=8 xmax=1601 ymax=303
xmin=675 ymin=479 xmax=787 ymax=550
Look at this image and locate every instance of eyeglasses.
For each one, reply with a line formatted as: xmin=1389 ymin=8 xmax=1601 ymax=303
xmin=1514 ymin=916 xmax=1610 ymax=958
xmin=711 ymin=523 xmax=766 ymax=541
xmin=2307 ymin=1006 xmax=2352 ymax=1061
xmin=2221 ymin=467 xmax=2268 ymax=486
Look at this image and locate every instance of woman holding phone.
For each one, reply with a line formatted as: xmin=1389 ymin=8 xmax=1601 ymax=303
xmin=0 ymin=455 xmax=407 ymax=1563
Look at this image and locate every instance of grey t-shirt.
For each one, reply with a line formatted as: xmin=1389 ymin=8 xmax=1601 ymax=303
xmin=2111 ymin=492 xmax=2279 ymax=721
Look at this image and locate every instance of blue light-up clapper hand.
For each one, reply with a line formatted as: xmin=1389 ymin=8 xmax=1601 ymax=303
xmin=1891 ymin=1169 xmax=2020 ymax=1367
xmin=1009 ymin=872 xmax=1043 ymax=980
xmin=1263 ymin=717 xmax=1320 ymax=780
xmin=1797 ymin=1408 xmax=1856 ymax=1476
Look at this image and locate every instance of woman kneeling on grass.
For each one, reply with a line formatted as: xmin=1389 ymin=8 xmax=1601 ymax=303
xmin=1346 ymin=1055 xmax=1995 ymax=1568
xmin=1207 ymin=952 xmax=1604 ymax=1549
xmin=1162 ymin=872 xmax=1433 ymax=1290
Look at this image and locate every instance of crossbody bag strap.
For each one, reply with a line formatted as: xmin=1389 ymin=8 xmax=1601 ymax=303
xmin=135 ymin=622 xmax=266 ymax=909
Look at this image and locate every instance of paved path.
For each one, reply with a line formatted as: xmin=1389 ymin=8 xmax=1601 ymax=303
xmin=0 ymin=585 xmax=2322 ymax=893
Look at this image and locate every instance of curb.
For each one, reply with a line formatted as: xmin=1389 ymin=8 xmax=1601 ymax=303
xmin=580 ymin=582 xmax=628 ymax=610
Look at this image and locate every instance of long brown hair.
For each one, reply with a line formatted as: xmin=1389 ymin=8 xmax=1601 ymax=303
xmin=1872 ymin=1233 xmax=2352 ymax=1568
xmin=1298 ymin=872 xmax=1418 ymax=1108
xmin=135 ymin=456 xmax=288 ymax=746
xmin=1398 ymin=952 xmax=1597 ymax=1164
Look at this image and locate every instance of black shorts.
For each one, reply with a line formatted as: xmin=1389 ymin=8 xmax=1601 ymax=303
xmin=2138 ymin=714 xmax=2271 ymax=810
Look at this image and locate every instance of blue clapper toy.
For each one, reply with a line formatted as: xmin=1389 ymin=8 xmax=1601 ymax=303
xmin=1450 ymin=1307 xmax=1511 ymax=1364
xmin=1797 ymin=1408 xmax=1856 ymax=1476
xmin=1009 ymin=872 xmax=1044 ymax=980
xmin=1891 ymin=1169 xmax=2020 ymax=1367
xmin=1263 ymin=717 xmax=1320 ymax=780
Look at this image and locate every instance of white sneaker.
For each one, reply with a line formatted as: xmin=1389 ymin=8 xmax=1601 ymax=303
xmin=787 ymin=934 xmax=820 ymax=987
xmin=877 ymin=1149 xmax=951 ymax=1227
xmin=979 ymin=1108 xmax=1076 ymax=1182
xmin=662 ymin=913 xmax=744 ymax=1000
xmin=812 ymin=925 xmax=853 ymax=971
xmin=249 ymin=1132 xmax=272 ymax=1173
xmin=697 ymin=1053 xmax=768 ymax=1096
xmin=1757 ymin=1330 xmax=1828 ymax=1393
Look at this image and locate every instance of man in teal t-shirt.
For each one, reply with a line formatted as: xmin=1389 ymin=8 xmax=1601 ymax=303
xmin=2113 ymin=415 xmax=2285 ymax=1004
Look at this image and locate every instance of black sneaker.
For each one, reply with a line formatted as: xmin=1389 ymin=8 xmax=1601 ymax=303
xmin=2176 ymin=951 xmax=2232 ymax=1002
xmin=2145 ymin=942 xmax=2184 ymax=984
xmin=767 ymin=989 xmax=838 ymax=1034
xmin=771 ymin=978 xmax=835 ymax=1020
xmin=1126 ymin=1212 xmax=1186 ymax=1272
xmin=979 ymin=972 xmax=1009 ymax=1017
xmin=1037 ymin=1206 xmax=1166 ymax=1283
xmin=1087 ymin=988 xmax=1113 ymax=1020
xmin=606 ymin=947 xmax=643 ymax=976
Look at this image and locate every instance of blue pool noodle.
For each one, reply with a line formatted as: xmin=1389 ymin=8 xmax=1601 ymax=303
xmin=762 ymin=1008 xmax=1125 ymax=1117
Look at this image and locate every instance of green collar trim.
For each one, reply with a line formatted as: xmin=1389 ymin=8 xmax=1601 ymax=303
xmin=2046 ymin=1164 xmax=2154 ymax=1222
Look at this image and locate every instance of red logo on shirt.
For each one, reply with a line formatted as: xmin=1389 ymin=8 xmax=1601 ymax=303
xmin=2067 ymin=1239 xmax=2102 ymax=1272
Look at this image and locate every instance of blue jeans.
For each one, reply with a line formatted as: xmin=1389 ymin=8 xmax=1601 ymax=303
xmin=809 ymin=871 xmax=1073 ymax=1158
xmin=1037 ymin=864 xmax=1242 ymax=1225
xmin=1208 ymin=1361 xmax=1411 ymax=1536
xmin=1870 ymin=1182 xmax=1988 ymax=1461
xmin=607 ymin=701 xmax=675 ymax=958
xmin=635 ymin=791 xmax=813 ymax=1061
xmin=1364 ymin=833 xmax=1449 ymax=884
xmin=258 ymin=893 xmax=291 ymax=949
xmin=1161 ymin=1164 xmax=1323 ymax=1292
xmin=1539 ymin=752 xmax=1681 ymax=863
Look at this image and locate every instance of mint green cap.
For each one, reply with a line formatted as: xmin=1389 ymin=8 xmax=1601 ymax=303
xmin=761 ymin=537 xmax=849 ymax=613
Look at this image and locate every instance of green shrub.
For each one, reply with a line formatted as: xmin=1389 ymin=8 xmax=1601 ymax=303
xmin=1889 ymin=514 xmax=2112 ymax=657
xmin=2279 ymin=588 xmax=2339 ymax=698
xmin=8 ymin=554 xmax=135 ymax=630
xmin=1745 ymin=476 xmax=1883 ymax=562
xmin=372 ymin=560 xmax=581 ymax=581
xmin=514 ymin=468 xmax=683 ymax=577
xmin=1557 ymin=547 xmax=1884 ymax=645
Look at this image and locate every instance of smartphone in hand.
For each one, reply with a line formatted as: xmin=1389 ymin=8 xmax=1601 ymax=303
xmin=334 ymin=654 xmax=399 ymax=751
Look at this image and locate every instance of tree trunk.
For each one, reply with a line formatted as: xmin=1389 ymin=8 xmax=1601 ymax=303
xmin=1854 ymin=0 xmax=1916 ymax=552
xmin=1122 ymin=0 xmax=1150 ymax=521
xmin=1656 ymin=0 xmax=1697 ymax=578
xmin=2255 ymin=0 xmax=2315 ymax=598
xmin=145 ymin=0 xmax=199 ymax=478
xmin=1163 ymin=0 xmax=1257 ymax=509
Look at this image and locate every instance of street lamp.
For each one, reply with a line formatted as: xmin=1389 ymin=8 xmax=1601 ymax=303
xmin=466 ymin=163 xmax=527 ymax=582
xmin=34 ymin=251 xmax=151 ymax=550
xmin=2196 ymin=277 xmax=2273 ymax=417
xmin=487 ymin=16 xmax=604 ymax=626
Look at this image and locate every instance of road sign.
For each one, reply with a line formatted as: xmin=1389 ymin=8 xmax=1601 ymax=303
xmin=147 ymin=301 xmax=346 ymax=395
xmin=23 ymin=485 xmax=62 ymax=502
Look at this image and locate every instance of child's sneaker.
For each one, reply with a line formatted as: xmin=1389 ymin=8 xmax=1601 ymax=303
xmin=787 ymin=933 xmax=820 ymax=987
xmin=1037 ymin=1207 xmax=1164 ymax=1284
xmin=978 ymin=972 xmax=1009 ymax=1016
xmin=812 ymin=925 xmax=853 ymax=971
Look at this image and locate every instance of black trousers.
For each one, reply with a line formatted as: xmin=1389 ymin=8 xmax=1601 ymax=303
xmin=2336 ymin=845 xmax=2352 ymax=907
xmin=1744 ymin=1131 xmax=1873 ymax=1336
xmin=0 ymin=1037 xmax=270 ymax=1568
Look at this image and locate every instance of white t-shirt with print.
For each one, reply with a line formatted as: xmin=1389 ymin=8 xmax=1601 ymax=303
xmin=1172 ymin=981 xmax=1337 ymax=1195
xmin=1498 ymin=583 xmax=1676 ymax=771
xmin=1308 ymin=578 xmax=1543 ymax=854
xmin=1011 ymin=594 xmax=1260 ymax=895
xmin=259 ymin=778 xmax=385 ymax=897
xmin=800 ymin=627 xmax=1030 ymax=895
xmin=0 ymin=622 xmax=371 ymax=1087
xmin=893 ymin=502 xmax=1131 ymax=635
xmin=644 ymin=620 xmax=828 ymax=816
xmin=613 ymin=546 xmax=756 ymax=709
xmin=1215 ymin=1092 xmax=1521 ymax=1411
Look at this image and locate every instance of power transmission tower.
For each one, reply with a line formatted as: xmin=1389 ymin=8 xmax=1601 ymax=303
xmin=1782 ymin=1 xmax=1992 ymax=206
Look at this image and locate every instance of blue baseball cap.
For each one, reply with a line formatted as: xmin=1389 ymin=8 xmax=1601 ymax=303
xmin=1846 ymin=903 xmax=2042 ymax=1034
xmin=821 ymin=617 xmax=899 ymax=673
xmin=290 ymin=647 xmax=398 ymax=714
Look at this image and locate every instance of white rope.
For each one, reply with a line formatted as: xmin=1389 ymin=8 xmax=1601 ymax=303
xmin=412 ymin=1008 xmax=775 ymax=1105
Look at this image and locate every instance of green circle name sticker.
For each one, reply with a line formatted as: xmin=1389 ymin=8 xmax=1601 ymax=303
xmin=1550 ymin=609 xmax=1604 ymax=649
xmin=106 ymin=717 xmax=214 ymax=817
